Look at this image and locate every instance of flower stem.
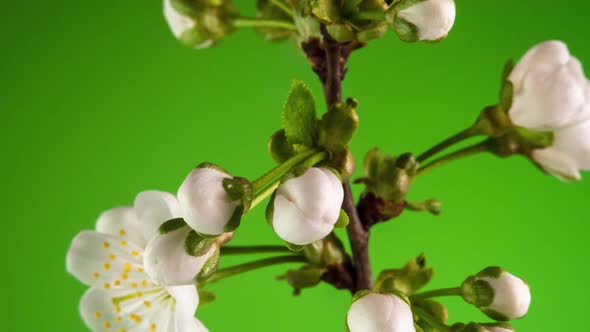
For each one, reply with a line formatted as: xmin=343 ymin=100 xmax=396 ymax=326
xmin=250 ymin=180 xmax=280 ymax=209
xmin=270 ymin=0 xmax=294 ymax=17
xmin=251 ymin=148 xmax=324 ymax=194
xmin=233 ymin=17 xmax=297 ymax=31
xmin=412 ymin=305 xmax=452 ymax=332
xmin=416 ymin=141 xmax=490 ymax=177
xmin=220 ymin=245 xmax=295 ymax=255
xmin=202 ymin=255 xmax=307 ymax=285
xmin=417 ymin=127 xmax=481 ymax=163
xmin=410 ymin=287 xmax=463 ymax=302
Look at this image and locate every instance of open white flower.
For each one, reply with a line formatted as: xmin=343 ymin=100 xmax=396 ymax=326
xmin=67 ymin=191 xmax=208 ymax=332
xmin=178 ymin=165 xmax=241 ymax=236
xmin=271 ymin=167 xmax=344 ymax=246
xmin=508 ymin=40 xmax=590 ymax=180
xmin=347 ymin=292 xmax=416 ymax=332
xmin=462 ymin=267 xmax=531 ymax=321
xmin=386 ymin=0 xmax=456 ymax=42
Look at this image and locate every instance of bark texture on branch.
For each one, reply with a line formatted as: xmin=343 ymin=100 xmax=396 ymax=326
xmin=303 ymin=26 xmax=373 ymax=293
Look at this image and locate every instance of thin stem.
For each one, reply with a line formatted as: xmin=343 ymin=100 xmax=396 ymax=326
xmin=270 ymin=0 xmax=294 ymax=17
xmin=251 ymin=148 xmax=322 ymax=194
xmin=220 ymin=245 xmax=295 ymax=255
xmin=416 ymin=141 xmax=490 ymax=177
xmin=202 ymin=255 xmax=307 ymax=285
xmin=250 ymin=180 xmax=280 ymax=209
xmin=412 ymin=306 xmax=451 ymax=332
xmin=416 ymin=127 xmax=480 ymax=163
xmin=411 ymin=287 xmax=463 ymax=302
xmin=233 ymin=17 xmax=296 ymax=31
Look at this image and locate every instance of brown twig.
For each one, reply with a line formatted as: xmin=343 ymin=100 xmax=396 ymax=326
xmin=303 ymin=25 xmax=373 ymax=293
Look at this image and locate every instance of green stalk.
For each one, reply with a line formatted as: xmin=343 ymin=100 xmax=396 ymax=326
xmin=233 ymin=17 xmax=297 ymax=31
xmin=220 ymin=245 xmax=295 ymax=255
xmin=270 ymin=0 xmax=294 ymax=17
xmin=251 ymin=149 xmax=324 ymax=194
xmin=250 ymin=181 xmax=280 ymax=209
xmin=410 ymin=287 xmax=463 ymax=302
xmin=416 ymin=127 xmax=481 ymax=163
xmin=412 ymin=306 xmax=451 ymax=332
xmin=202 ymin=255 xmax=307 ymax=285
xmin=416 ymin=141 xmax=490 ymax=177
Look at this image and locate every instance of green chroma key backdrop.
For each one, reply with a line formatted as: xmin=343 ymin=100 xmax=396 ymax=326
xmin=1 ymin=1 xmax=588 ymax=331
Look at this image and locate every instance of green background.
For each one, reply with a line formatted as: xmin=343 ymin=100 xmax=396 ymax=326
xmin=2 ymin=1 xmax=589 ymax=331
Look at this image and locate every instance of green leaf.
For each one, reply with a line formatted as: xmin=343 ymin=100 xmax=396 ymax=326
xmin=184 ymin=230 xmax=216 ymax=257
xmin=268 ymin=129 xmax=297 ymax=164
xmin=282 ymin=80 xmax=317 ymax=147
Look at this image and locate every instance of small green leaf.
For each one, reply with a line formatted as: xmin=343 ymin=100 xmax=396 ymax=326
xmin=282 ymin=80 xmax=317 ymax=147
xmin=184 ymin=230 xmax=215 ymax=257
xmin=158 ymin=218 xmax=187 ymax=235
xmin=269 ymin=129 xmax=297 ymax=164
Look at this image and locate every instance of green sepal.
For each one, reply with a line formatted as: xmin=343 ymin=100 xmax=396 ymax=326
xmin=499 ymin=80 xmax=514 ymax=112
xmin=414 ymin=324 xmax=426 ymax=332
xmin=269 ymin=129 xmax=297 ymax=164
xmin=413 ymin=300 xmax=449 ymax=331
xmin=481 ymin=322 xmax=514 ymax=331
xmin=375 ymin=253 xmax=434 ymax=295
xmin=501 ymin=58 xmax=515 ymax=86
xmin=351 ymin=289 xmax=373 ymax=303
xmin=284 ymin=241 xmax=305 ymax=252
xmin=277 ymin=265 xmax=326 ymax=295
xmin=282 ymin=80 xmax=318 ymax=147
xmin=222 ymin=176 xmax=253 ymax=212
xmin=334 ymin=209 xmax=350 ymax=228
xmin=476 ymin=266 xmax=504 ymax=278
xmin=455 ymin=323 xmax=489 ymax=332
xmin=184 ymin=230 xmax=216 ymax=257
xmin=481 ymin=308 xmax=511 ymax=322
xmin=223 ymin=204 xmax=244 ymax=233
xmin=514 ymin=126 xmax=554 ymax=150
xmin=196 ymin=162 xmax=231 ymax=175
xmin=197 ymin=246 xmax=221 ymax=282
xmin=265 ymin=191 xmax=277 ymax=225
xmin=461 ymin=276 xmax=495 ymax=307
xmin=318 ymin=98 xmax=359 ymax=152
xmin=197 ymin=289 xmax=216 ymax=307
xmin=158 ymin=218 xmax=188 ymax=235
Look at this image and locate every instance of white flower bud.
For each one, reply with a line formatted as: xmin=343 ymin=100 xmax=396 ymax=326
xmin=508 ymin=41 xmax=590 ymax=181
xmin=271 ymin=167 xmax=344 ymax=246
xmin=386 ymin=0 xmax=456 ymax=42
xmin=462 ymin=267 xmax=531 ymax=321
xmin=178 ymin=165 xmax=241 ymax=236
xmin=347 ymin=292 xmax=416 ymax=332
xmin=144 ymin=223 xmax=218 ymax=286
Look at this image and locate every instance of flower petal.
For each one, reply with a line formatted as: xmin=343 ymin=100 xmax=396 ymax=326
xmin=272 ymin=195 xmax=334 ymax=245
xmin=67 ymin=231 xmax=149 ymax=288
xmin=135 ymin=190 xmax=182 ymax=241
xmin=398 ymin=0 xmax=456 ymax=41
xmin=96 ymin=207 xmax=146 ymax=247
xmin=144 ymin=226 xmax=216 ymax=286
xmin=509 ymin=41 xmax=571 ymax=91
xmin=177 ymin=168 xmax=238 ymax=236
xmin=347 ymin=293 xmax=416 ymax=332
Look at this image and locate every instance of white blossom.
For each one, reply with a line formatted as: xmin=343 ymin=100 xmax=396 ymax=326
xmin=271 ymin=167 xmax=344 ymax=245
xmin=476 ymin=270 xmax=531 ymax=320
xmin=508 ymin=40 xmax=590 ymax=180
xmin=67 ymin=191 xmax=208 ymax=332
xmin=388 ymin=0 xmax=456 ymax=42
xmin=347 ymin=292 xmax=416 ymax=332
xmin=177 ymin=166 xmax=240 ymax=236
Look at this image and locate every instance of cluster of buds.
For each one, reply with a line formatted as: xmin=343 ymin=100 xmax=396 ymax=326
xmin=346 ymin=262 xmax=531 ymax=332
